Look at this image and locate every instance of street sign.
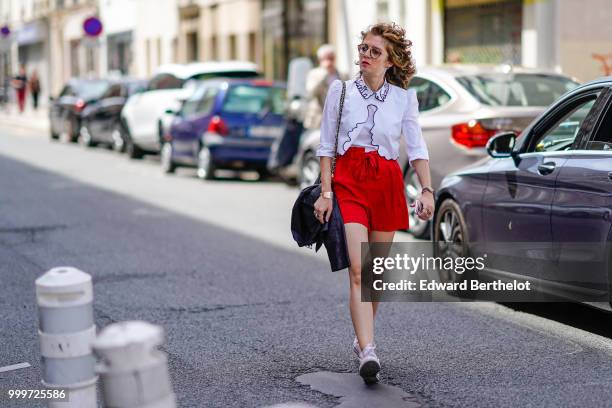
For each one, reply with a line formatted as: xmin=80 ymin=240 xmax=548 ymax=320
xmin=83 ymin=17 xmax=103 ymax=37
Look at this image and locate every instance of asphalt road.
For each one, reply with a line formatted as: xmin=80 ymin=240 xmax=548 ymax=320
xmin=1 ymin=124 xmax=612 ymax=407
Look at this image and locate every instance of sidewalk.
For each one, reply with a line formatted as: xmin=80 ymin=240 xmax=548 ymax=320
xmin=0 ymin=103 xmax=50 ymax=133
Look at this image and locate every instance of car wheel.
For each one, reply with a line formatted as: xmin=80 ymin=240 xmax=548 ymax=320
xmin=197 ymin=146 xmax=216 ymax=180
xmin=299 ymin=151 xmax=320 ymax=190
xmin=257 ymin=169 xmax=271 ymax=181
xmin=111 ymin=125 xmax=125 ymax=153
xmin=50 ymin=127 xmax=59 ymax=141
xmin=160 ymin=141 xmax=177 ymax=174
xmin=126 ymin=137 xmax=144 ymax=159
xmin=404 ymin=167 xmax=430 ymax=239
xmin=79 ymin=124 xmax=95 ymax=147
xmin=67 ymin=118 xmax=79 ymax=143
xmin=433 ymin=198 xmax=476 ymax=297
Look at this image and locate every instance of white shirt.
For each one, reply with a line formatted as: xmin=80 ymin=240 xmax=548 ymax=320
xmin=316 ymin=75 xmax=429 ymax=163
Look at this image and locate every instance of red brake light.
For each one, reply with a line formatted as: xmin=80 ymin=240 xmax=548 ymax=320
xmin=250 ymin=79 xmax=273 ymax=87
xmin=75 ymin=99 xmax=86 ymax=112
xmin=451 ymin=120 xmax=498 ymax=148
xmin=207 ymin=115 xmax=229 ymax=136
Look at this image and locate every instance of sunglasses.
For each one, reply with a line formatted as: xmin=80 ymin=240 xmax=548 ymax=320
xmin=357 ymin=43 xmax=383 ymax=59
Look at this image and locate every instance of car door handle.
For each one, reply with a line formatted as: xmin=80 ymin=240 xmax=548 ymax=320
xmin=608 ymin=172 xmax=612 ymax=181
xmin=537 ymin=162 xmax=556 ymax=175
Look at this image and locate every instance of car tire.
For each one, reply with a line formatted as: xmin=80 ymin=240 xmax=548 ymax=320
xmin=298 ymin=151 xmax=320 ymax=190
xmin=50 ymin=127 xmax=59 ymax=141
xmin=111 ymin=124 xmax=126 ymax=153
xmin=126 ymin=136 xmax=145 ymax=160
xmin=257 ymin=169 xmax=271 ymax=181
xmin=433 ymin=198 xmax=477 ymax=298
xmin=160 ymin=141 xmax=177 ymax=174
xmin=67 ymin=117 xmax=79 ymax=143
xmin=197 ymin=146 xmax=216 ymax=180
xmin=79 ymin=123 xmax=95 ymax=147
xmin=404 ymin=167 xmax=431 ymax=239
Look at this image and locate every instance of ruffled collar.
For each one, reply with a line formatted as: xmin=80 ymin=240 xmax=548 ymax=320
xmin=355 ymin=74 xmax=390 ymax=102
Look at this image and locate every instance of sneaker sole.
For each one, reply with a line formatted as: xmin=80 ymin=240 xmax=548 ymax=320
xmin=359 ymin=360 xmax=380 ymax=384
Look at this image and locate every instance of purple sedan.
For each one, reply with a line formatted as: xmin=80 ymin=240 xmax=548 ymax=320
xmin=434 ymin=76 xmax=612 ymax=310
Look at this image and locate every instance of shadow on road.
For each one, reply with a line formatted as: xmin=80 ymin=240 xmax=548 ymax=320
xmin=501 ymin=302 xmax=612 ymax=338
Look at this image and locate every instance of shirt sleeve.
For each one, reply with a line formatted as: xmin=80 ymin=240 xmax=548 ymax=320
xmin=402 ymin=88 xmax=429 ymax=163
xmin=316 ymin=79 xmax=343 ymax=158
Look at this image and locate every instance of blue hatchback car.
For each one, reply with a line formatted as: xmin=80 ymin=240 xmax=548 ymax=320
xmin=161 ymin=78 xmax=286 ymax=179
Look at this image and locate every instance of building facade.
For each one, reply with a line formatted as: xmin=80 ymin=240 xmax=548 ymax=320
xmin=133 ymin=0 xmax=179 ymax=78
xmin=99 ymin=0 xmax=137 ymax=77
xmin=332 ymin=0 xmax=612 ymax=83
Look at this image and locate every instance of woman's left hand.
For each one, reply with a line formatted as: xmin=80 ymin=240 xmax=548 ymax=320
xmin=418 ymin=192 xmax=435 ymax=221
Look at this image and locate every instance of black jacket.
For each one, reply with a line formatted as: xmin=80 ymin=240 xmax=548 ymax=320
xmin=291 ymin=183 xmax=350 ymax=272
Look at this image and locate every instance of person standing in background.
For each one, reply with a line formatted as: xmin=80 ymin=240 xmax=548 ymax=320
xmin=29 ymin=70 xmax=41 ymax=110
xmin=303 ymin=44 xmax=348 ymax=130
xmin=11 ymin=64 xmax=27 ymax=114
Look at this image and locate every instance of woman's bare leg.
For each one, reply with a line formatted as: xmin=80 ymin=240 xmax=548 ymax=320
xmin=368 ymin=230 xmax=396 ymax=321
xmin=345 ymin=222 xmax=375 ymax=350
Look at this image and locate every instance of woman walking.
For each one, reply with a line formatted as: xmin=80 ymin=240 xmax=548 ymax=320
xmin=11 ymin=64 xmax=27 ymax=114
xmin=29 ymin=70 xmax=41 ymax=110
xmin=313 ymin=22 xmax=434 ymax=384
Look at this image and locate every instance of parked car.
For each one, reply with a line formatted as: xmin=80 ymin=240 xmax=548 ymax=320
xmin=434 ymin=76 xmax=612 ymax=310
xmin=79 ymin=78 xmax=147 ymax=151
xmin=290 ymin=65 xmax=579 ymax=238
xmin=160 ymin=78 xmax=286 ymax=180
xmin=120 ymin=61 xmax=260 ymax=159
xmin=49 ymin=79 xmax=112 ymax=142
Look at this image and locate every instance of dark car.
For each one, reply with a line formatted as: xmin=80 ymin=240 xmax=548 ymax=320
xmin=433 ymin=76 xmax=612 ymax=309
xmin=161 ymin=78 xmax=286 ymax=180
xmin=79 ymin=79 xmax=147 ymax=151
xmin=49 ymin=79 xmax=112 ymax=142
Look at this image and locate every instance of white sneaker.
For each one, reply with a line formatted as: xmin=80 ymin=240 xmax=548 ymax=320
xmin=358 ymin=344 xmax=381 ymax=384
xmin=352 ymin=337 xmax=361 ymax=357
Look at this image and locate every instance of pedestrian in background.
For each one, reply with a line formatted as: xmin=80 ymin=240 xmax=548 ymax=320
xmin=303 ymin=44 xmax=348 ymax=130
xmin=11 ymin=64 xmax=27 ymax=114
xmin=313 ymin=22 xmax=434 ymax=384
xmin=269 ymin=45 xmax=348 ymax=175
xmin=29 ymin=69 xmax=41 ymax=110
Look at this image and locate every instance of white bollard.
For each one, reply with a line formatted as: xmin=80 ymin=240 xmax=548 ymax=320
xmin=92 ymin=321 xmax=176 ymax=408
xmin=35 ymin=266 xmax=98 ymax=408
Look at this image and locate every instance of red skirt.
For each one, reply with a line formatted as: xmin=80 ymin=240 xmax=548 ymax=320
xmin=332 ymin=147 xmax=409 ymax=233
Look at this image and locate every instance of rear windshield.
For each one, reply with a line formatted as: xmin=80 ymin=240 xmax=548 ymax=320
xmin=190 ymin=71 xmax=260 ymax=81
xmin=221 ymin=85 xmax=286 ymax=115
xmin=456 ymin=74 xmax=579 ymax=107
xmin=76 ymin=81 xmax=111 ymax=100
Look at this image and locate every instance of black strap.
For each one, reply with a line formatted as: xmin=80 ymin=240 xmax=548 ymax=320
xmin=331 ymin=81 xmax=346 ymax=177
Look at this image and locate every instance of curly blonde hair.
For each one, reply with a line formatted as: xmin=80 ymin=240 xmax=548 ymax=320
xmin=358 ymin=22 xmax=416 ymax=89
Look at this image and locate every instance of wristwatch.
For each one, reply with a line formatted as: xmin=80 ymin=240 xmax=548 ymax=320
xmin=421 ymin=186 xmax=435 ymax=196
xmin=321 ymin=191 xmax=333 ymax=199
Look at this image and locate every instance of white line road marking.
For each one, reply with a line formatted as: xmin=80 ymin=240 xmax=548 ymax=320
xmin=0 ymin=362 xmax=31 ymax=373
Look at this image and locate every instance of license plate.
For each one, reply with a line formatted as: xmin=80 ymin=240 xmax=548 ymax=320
xmin=249 ymin=126 xmax=283 ymax=138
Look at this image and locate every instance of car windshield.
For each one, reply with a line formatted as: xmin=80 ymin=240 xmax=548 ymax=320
xmin=456 ymin=74 xmax=579 ymax=107
xmin=190 ymin=71 xmax=260 ymax=81
xmin=76 ymin=81 xmax=111 ymax=100
xmin=221 ymin=84 xmax=286 ymax=115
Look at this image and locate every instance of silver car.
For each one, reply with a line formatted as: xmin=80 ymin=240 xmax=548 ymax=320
xmin=290 ymin=65 xmax=580 ymax=238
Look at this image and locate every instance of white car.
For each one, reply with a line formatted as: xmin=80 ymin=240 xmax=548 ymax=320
xmin=120 ymin=61 xmax=260 ymax=159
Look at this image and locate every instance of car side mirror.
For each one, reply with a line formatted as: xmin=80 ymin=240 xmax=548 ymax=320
xmin=486 ymin=131 xmax=517 ymax=158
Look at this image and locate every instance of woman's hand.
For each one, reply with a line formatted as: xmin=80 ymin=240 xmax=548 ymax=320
xmin=418 ymin=192 xmax=435 ymax=221
xmin=314 ymin=195 xmax=333 ymax=224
